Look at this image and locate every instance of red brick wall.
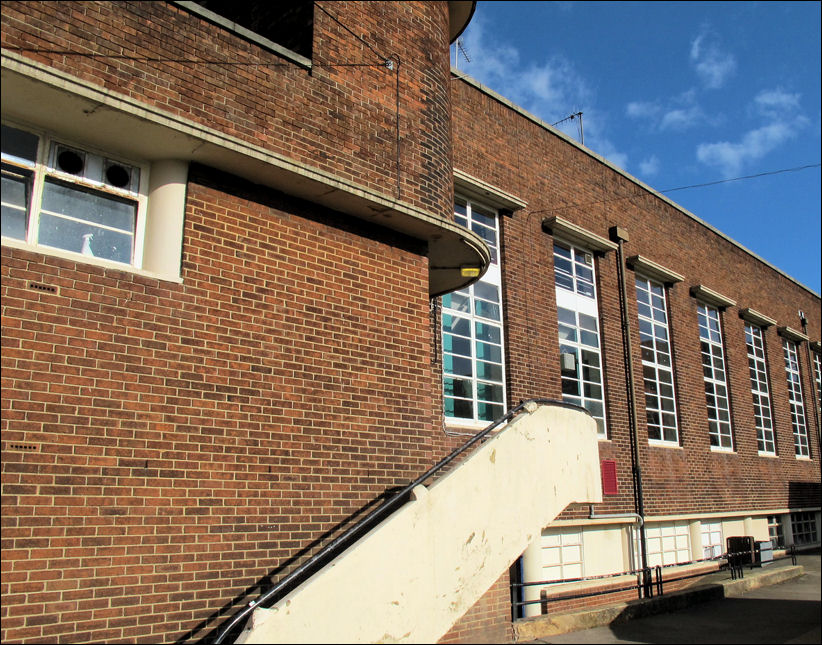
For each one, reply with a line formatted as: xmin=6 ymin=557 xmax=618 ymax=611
xmin=450 ymin=76 xmax=821 ymax=525
xmin=0 ymin=0 xmax=454 ymax=220
xmin=1 ymin=167 xmax=436 ymax=643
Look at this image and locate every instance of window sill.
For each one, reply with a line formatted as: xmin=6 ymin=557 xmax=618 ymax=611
xmin=648 ymin=440 xmax=682 ymax=449
xmin=710 ymin=446 xmax=736 ymax=454
xmin=1 ymin=238 xmax=183 ymax=284
xmin=795 ymin=455 xmax=812 ymax=461
xmin=757 ymin=451 xmax=778 ymax=458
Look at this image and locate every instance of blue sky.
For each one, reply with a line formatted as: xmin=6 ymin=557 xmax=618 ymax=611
xmin=452 ymin=1 xmax=821 ymax=294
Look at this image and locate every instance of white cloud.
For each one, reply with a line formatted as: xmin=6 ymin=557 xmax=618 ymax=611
xmin=696 ymin=122 xmax=799 ymax=177
xmin=753 ymin=88 xmax=801 ymax=118
xmin=696 ymin=87 xmax=808 ymax=177
xmin=626 ymin=91 xmax=705 ymax=132
xmin=455 ymin=16 xmax=629 ymax=169
xmin=639 ymin=155 xmax=660 ymax=176
xmin=690 ymin=28 xmax=736 ymax=89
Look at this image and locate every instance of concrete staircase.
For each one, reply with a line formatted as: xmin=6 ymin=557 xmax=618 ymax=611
xmin=235 ymin=401 xmax=602 ymax=644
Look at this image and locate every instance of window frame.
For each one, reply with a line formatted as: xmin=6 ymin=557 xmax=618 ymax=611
xmin=2 ymin=122 xmax=149 ymax=270
xmin=697 ymin=303 xmax=734 ymax=451
xmin=790 ymin=511 xmax=818 ymax=545
xmin=782 ymin=339 xmax=811 ymax=458
xmin=744 ymin=323 xmax=777 ymax=455
xmin=441 ymin=197 xmax=507 ymax=428
xmin=635 ymin=275 xmax=680 ymax=446
xmin=553 ymin=239 xmax=608 ymax=438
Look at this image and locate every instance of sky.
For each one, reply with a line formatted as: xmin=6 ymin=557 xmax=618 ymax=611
xmin=451 ymin=1 xmax=821 ymax=294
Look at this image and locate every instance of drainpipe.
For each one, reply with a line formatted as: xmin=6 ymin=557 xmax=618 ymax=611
xmin=609 ymin=226 xmax=650 ymax=595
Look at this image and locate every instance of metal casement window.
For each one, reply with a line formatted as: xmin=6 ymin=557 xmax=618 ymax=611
xmin=441 ymin=198 xmax=506 ymax=425
xmin=2 ymin=123 xmax=146 ymax=266
xmin=554 ymin=240 xmax=607 ymax=437
xmin=790 ymin=512 xmax=818 ymax=544
xmin=782 ymin=340 xmax=810 ymax=458
xmin=636 ymin=276 xmax=679 ymax=444
xmin=813 ymin=351 xmax=821 ymax=412
xmin=745 ymin=324 xmax=776 ymax=454
xmin=698 ymin=304 xmax=733 ymax=450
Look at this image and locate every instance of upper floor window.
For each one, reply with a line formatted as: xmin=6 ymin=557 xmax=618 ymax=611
xmin=554 ymin=241 xmax=606 ymax=437
xmin=442 ymin=199 xmax=505 ymax=425
xmin=2 ymin=124 xmax=145 ymax=266
xmin=745 ymin=323 xmax=776 ymax=455
xmin=813 ymin=350 xmax=821 ymax=412
xmin=177 ymin=1 xmax=314 ymax=64
xmin=782 ymin=339 xmax=810 ymax=458
xmin=636 ymin=276 xmax=679 ymax=444
xmin=697 ymin=303 xmax=733 ymax=450
xmin=553 ymin=241 xmax=595 ymax=298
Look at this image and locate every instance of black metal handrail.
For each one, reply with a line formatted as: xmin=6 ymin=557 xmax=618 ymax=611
xmin=512 ymin=544 xmax=804 ymax=616
xmin=213 ymin=398 xmax=585 ymax=643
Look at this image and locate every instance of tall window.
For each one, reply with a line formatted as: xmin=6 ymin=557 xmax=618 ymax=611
xmin=554 ymin=241 xmax=606 ymax=437
xmin=636 ymin=276 xmax=678 ymax=444
xmin=745 ymin=324 xmax=776 ymax=454
xmin=698 ymin=304 xmax=733 ymax=450
xmin=441 ymin=199 xmax=505 ymax=424
xmin=813 ymin=350 xmax=821 ymax=412
xmin=783 ymin=340 xmax=810 ymax=458
xmin=2 ymin=123 xmax=145 ymax=266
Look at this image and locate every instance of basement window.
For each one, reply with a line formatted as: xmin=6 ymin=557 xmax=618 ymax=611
xmin=175 ymin=1 xmax=314 ymax=65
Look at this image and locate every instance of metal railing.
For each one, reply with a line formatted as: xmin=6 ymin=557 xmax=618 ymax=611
xmin=512 ymin=544 xmax=801 ymax=617
xmin=212 ymin=398 xmax=584 ymax=643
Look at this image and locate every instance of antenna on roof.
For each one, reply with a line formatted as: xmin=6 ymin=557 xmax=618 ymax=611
xmin=455 ymin=37 xmax=471 ymax=70
xmin=551 ymin=111 xmax=584 ymax=146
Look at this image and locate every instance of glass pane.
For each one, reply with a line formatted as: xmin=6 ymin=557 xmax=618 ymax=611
xmin=445 ymin=396 xmax=473 ymax=419
xmin=37 ymin=213 xmax=133 ymax=264
xmin=442 ymin=291 xmax=471 ymax=312
xmin=444 ymin=377 xmax=472 ymax=398
xmin=443 ymin=354 xmax=472 ymax=377
xmin=475 ymin=321 xmax=501 ymax=344
xmin=1 ymin=124 xmax=39 ymax=163
xmin=473 ymin=281 xmax=499 ymax=303
xmin=476 ymin=360 xmax=502 ymax=382
xmin=477 ymin=402 xmax=504 ymax=422
xmin=1 ymin=166 xmax=30 ymax=239
xmin=443 ymin=334 xmax=471 ymax=356
xmin=42 ymin=178 xmax=136 ymax=232
xmin=474 ymin=299 xmax=500 ymax=321
xmin=477 ymin=382 xmax=504 ymax=403
xmin=442 ymin=314 xmax=470 ymax=337
xmin=475 ymin=340 xmax=501 ymax=363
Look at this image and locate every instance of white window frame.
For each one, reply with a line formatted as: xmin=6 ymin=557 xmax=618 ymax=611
xmin=541 ymin=527 xmax=584 ymax=581
xmin=767 ymin=515 xmax=785 ymax=548
xmin=554 ymin=240 xmax=607 ymax=438
xmin=697 ymin=303 xmax=733 ymax=451
xmin=638 ymin=521 xmax=690 ymax=567
xmin=636 ymin=276 xmax=679 ymax=445
xmin=700 ymin=520 xmax=723 ymax=559
xmin=813 ymin=350 xmax=821 ymax=412
xmin=441 ymin=198 xmax=506 ymax=428
xmin=783 ymin=339 xmax=810 ymax=458
xmin=745 ymin=323 xmax=776 ymax=455
xmin=2 ymin=122 xmax=148 ymax=270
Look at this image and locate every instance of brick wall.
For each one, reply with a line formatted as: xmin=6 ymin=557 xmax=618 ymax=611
xmin=1 ymin=166 xmax=437 ymax=643
xmin=0 ymin=0 xmax=454 ymax=220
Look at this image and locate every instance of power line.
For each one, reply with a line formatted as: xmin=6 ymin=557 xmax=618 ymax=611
xmin=660 ymin=163 xmax=821 ymax=194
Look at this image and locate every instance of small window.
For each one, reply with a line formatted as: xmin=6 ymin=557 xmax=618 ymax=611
xmin=2 ymin=123 xmax=147 ymax=268
xmin=767 ymin=515 xmax=785 ymax=548
xmin=180 ymin=1 xmax=314 ymax=62
xmin=790 ymin=512 xmax=818 ymax=545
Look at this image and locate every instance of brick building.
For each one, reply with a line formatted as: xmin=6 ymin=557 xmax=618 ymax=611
xmin=1 ymin=2 xmax=819 ymax=644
